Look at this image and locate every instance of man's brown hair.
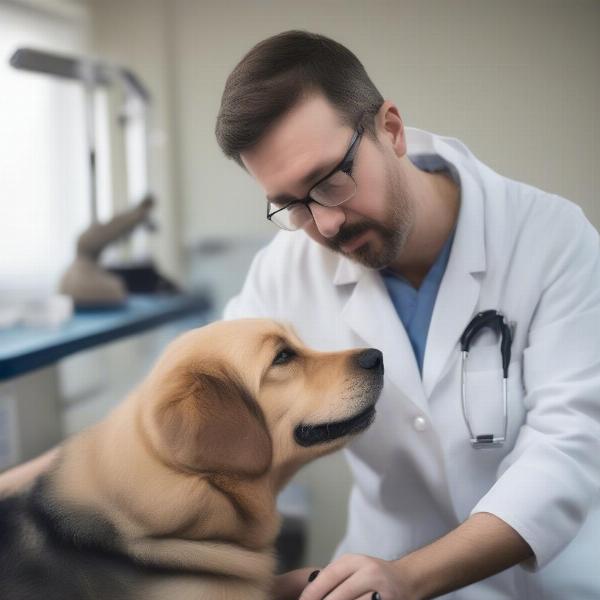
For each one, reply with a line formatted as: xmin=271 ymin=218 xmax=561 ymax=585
xmin=215 ymin=30 xmax=384 ymax=166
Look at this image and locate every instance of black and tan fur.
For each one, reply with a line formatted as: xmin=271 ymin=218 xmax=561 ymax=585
xmin=0 ymin=319 xmax=383 ymax=599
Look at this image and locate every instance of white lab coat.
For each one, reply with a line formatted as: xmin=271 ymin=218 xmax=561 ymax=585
xmin=224 ymin=128 xmax=600 ymax=599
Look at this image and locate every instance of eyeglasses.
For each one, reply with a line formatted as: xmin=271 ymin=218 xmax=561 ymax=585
xmin=266 ymin=125 xmax=364 ymax=231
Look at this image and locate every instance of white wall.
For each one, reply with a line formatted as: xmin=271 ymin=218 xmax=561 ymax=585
xmin=87 ymin=0 xmax=600 ymax=567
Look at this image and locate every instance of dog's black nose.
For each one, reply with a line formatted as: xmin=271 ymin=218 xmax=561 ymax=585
xmin=357 ymin=349 xmax=384 ymax=372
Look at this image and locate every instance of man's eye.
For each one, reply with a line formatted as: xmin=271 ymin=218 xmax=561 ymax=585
xmin=272 ymin=348 xmax=296 ymax=365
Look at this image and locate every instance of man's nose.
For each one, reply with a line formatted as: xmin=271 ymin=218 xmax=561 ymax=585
xmin=308 ymin=202 xmax=345 ymax=238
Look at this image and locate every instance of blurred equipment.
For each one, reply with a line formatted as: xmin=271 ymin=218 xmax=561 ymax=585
xmin=59 ymin=195 xmax=176 ymax=307
xmin=10 ymin=48 xmax=174 ymax=307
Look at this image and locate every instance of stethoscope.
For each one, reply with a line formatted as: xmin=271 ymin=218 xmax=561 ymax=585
xmin=460 ymin=310 xmax=513 ymax=449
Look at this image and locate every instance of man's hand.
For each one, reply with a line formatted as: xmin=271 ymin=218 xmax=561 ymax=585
xmin=272 ymin=567 xmax=319 ymax=600
xmin=297 ymin=555 xmax=416 ymax=600
xmin=292 ymin=513 xmax=532 ymax=600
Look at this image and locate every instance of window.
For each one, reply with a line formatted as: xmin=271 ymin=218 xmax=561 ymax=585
xmin=0 ymin=1 xmax=93 ymax=297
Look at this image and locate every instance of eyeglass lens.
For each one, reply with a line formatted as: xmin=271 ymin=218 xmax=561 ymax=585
xmin=270 ymin=170 xmax=357 ymax=230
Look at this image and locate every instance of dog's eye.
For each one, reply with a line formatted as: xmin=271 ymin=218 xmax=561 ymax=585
xmin=273 ymin=348 xmax=296 ymax=366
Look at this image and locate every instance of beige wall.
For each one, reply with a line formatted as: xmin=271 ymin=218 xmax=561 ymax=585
xmin=90 ymin=0 xmax=600 ymax=251
xmin=171 ymin=0 xmax=600 ymax=244
xmin=87 ymin=0 xmax=600 ymax=566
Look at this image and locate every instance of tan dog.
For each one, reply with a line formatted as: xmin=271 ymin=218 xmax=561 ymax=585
xmin=0 ymin=318 xmax=384 ymax=600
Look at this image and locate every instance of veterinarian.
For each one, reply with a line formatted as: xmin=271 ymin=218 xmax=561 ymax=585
xmin=216 ymin=31 xmax=600 ymax=599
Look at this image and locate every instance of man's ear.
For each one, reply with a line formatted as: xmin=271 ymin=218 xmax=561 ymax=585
xmin=375 ymin=100 xmax=406 ymax=157
xmin=153 ymin=369 xmax=272 ymax=477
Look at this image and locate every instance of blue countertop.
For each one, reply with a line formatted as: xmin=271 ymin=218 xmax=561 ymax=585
xmin=0 ymin=293 xmax=213 ymax=381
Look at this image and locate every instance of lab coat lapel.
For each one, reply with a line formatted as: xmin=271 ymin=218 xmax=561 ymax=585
xmin=336 ymin=261 xmax=429 ymax=414
xmin=422 ymin=166 xmax=486 ymax=398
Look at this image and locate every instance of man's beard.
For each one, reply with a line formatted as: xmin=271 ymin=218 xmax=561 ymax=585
xmin=324 ymin=162 xmax=414 ymax=270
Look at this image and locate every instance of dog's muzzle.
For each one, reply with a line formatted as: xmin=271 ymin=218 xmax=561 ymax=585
xmin=294 ymin=348 xmax=384 ymax=447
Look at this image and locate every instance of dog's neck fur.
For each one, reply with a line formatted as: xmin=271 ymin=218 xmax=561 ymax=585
xmin=45 ymin=395 xmax=281 ymax=583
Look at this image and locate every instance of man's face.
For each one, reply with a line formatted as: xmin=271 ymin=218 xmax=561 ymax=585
xmin=240 ymin=94 xmax=414 ymax=270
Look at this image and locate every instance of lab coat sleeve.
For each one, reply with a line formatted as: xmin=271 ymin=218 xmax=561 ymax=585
xmin=470 ymin=205 xmax=600 ymax=570
xmin=222 ymin=242 xmax=277 ymax=320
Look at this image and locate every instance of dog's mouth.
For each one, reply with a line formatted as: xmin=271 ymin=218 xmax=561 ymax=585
xmin=294 ymin=403 xmax=376 ymax=447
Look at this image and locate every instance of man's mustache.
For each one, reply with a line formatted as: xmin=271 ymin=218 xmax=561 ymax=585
xmin=327 ymin=222 xmax=372 ymax=250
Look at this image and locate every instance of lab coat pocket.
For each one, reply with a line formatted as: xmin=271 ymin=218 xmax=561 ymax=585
xmin=463 ymin=342 xmax=503 ymax=371
xmin=462 ymin=359 xmax=525 ymax=447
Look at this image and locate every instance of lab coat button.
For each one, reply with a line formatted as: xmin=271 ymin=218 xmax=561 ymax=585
xmin=413 ymin=416 xmax=427 ymax=432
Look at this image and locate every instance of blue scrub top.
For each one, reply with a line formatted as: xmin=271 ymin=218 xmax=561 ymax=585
xmin=380 ymin=151 xmax=460 ymax=375
xmin=381 ymin=230 xmax=454 ymax=375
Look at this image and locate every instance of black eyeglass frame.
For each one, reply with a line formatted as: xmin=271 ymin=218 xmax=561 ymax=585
xmin=266 ymin=124 xmax=364 ymax=227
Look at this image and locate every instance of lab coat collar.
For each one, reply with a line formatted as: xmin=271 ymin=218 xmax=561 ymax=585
xmin=342 ymin=267 xmax=428 ymax=412
xmin=332 ymin=255 xmax=364 ymax=286
xmin=400 ymin=127 xmax=487 ymax=278
xmin=333 ymin=128 xmax=486 ymax=286
xmin=421 ymin=150 xmax=486 ymax=397
xmin=334 ymin=128 xmax=487 ymax=405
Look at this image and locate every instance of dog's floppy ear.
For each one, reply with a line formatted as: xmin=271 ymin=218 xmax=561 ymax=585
xmin=153 ymin=368 xmax=272 ymax=476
